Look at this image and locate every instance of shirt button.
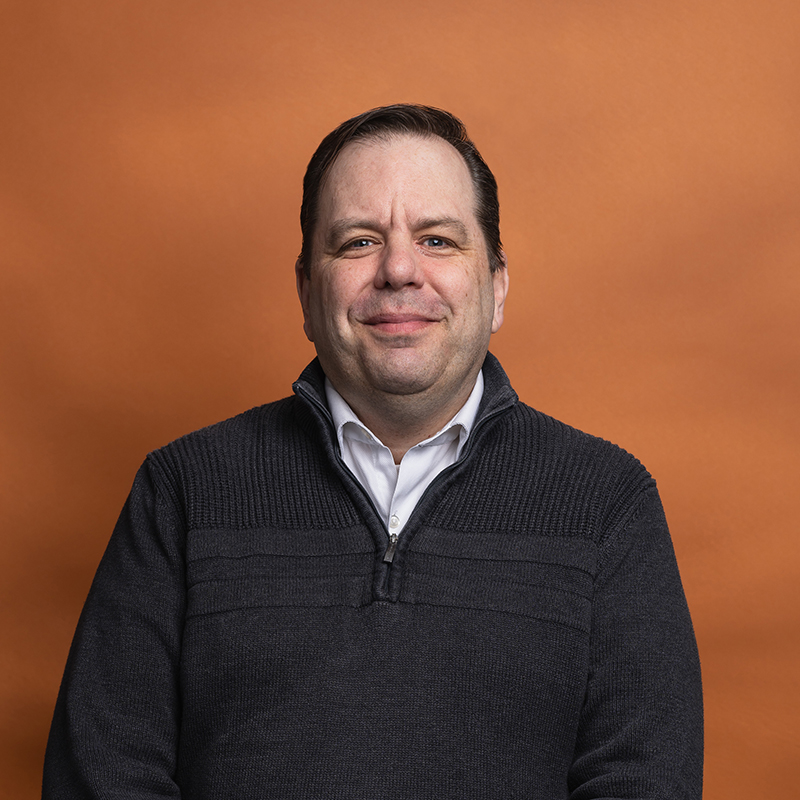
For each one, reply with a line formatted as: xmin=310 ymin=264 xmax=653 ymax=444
xmin=389 ymin=515 xmax=400 ymax=530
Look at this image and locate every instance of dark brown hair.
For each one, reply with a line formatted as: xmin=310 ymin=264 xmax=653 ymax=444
xmin=298 ymin=104 xmax=503 ymax=275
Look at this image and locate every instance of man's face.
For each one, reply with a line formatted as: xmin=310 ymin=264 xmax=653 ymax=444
xmin=296 ymin=134 xmax=508 ymax=414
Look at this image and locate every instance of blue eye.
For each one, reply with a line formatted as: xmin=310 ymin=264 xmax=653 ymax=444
xmin=424 ymin=237 xmax=448 ymax=247
xmin=345 ymin=238 xmax=376 ymax=250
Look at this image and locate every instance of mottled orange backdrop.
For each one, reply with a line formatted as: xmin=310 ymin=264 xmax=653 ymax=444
xmin=2 ymin=1 xmax=798 ymax=797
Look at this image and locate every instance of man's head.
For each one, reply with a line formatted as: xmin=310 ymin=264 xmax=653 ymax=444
xmin=298 ymin=104 xmax=504 ymax=276
xmin=295 ymin=105 xmax=509 ymax=448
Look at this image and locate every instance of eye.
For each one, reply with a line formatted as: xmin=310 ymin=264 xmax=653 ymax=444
xmin=346 ymin=238 xmax=374 ymax=249
xmin=337 ymin=237 xmax=377 ymax=256
xmin=422 ymin=237 xmax=450 ymax=248
xmin=340 ymin=238 xmax=378 ymax=254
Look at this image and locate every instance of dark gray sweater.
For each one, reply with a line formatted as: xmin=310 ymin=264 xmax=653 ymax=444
xmin=44 ymin=354 xmax=703 ymax=799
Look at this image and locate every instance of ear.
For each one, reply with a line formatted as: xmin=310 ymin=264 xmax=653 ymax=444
xmin=295 ymin=258 xmax=315 ymax=343
xmin=490 ymin=252 xmax=509 ymax=334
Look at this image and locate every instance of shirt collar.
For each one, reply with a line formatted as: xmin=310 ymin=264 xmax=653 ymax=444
xmin=325 ymin=371 xmax=485 ymax=455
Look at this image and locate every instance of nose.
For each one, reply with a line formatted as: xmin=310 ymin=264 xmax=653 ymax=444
xmin=373 ymin=238 xmax=424 ymax=290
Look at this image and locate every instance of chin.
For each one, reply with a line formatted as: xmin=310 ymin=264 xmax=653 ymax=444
xmin=364 ymin=352 xmax=443 ymax=396
xmin=364 ymin=368 xmax=432 ymax=396
xmin=374 ymin=379 xmax=432 ymax=397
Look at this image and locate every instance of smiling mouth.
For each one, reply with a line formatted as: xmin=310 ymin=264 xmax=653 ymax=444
xmin=363 ymin=314 xmax=437 ymax=335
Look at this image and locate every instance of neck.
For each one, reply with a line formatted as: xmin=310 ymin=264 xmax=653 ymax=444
xmin=334 ymin=377 xmax=478 ymax=464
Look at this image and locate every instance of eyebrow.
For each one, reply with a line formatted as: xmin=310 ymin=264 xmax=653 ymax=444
xmin=323 ymin=217 xmax=471 ymax=249
xmin=415 ymin=217 xmax=471 ymax=240
xmin=324 ymin=219 xmax=374 ymax=250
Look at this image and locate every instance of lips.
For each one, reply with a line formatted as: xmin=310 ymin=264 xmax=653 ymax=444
xmin=363 ymin=313 xmax=437 ymax=335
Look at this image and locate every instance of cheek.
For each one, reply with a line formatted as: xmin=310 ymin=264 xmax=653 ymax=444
xmin=445 ymin=276 xmax=490 ymax=315
xmin=310 ymin=275 xmax=360 ymax=339
xmin=328 ymin=267 xmax=374 ymax=314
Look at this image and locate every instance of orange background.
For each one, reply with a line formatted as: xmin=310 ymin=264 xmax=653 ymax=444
xmin=2 ymin=1 xmax=799 ymax=797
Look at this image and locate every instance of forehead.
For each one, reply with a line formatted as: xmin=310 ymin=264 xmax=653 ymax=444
xmin=317 ymin=134 xmax=478 ymax=225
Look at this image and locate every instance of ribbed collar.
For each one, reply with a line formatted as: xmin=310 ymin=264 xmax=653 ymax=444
xmin=324 ymin=371 xmax=484 ymax=457
xmin=293 ymin=351 xmax=518 ymax=429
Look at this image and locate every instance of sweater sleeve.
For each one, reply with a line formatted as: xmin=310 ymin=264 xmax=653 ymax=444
xmin=43 ymin=457 xmax=185 ymax=799
xmin=568 ymin=486 xmax=704 ymax=800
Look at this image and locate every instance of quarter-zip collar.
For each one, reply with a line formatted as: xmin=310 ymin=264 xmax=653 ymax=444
xmin=292 ymin=352 xmax=519 ymax=600
xmin=292 ymin=351 xmax=518 ymax=443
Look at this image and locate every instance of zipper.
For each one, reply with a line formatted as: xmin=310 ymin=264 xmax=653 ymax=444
xmin=383 ymin=532 xmax=399 ymax=563
xmin=294 ymin=380 xmax=387 ymax=527
xmin=388 ymin=400 xmax=513 ymax=537
xmin=296 ymin=380 xmax=400 ymax=572
xmin=295 ymin=377 xmax=515 ymax=567
xmin=382 ymin=400 xmax=512 ymax=562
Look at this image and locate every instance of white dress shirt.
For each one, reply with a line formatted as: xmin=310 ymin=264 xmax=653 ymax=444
xmin=325 ymin=371 xmax=484 ymax=536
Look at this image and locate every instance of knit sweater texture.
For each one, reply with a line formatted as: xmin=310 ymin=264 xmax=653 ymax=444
xmin=43 ymin=354 xmax=703 ymax=799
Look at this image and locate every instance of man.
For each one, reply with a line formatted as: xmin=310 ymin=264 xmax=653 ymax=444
xmin=44 ymin=104 xmax=703 ymax=798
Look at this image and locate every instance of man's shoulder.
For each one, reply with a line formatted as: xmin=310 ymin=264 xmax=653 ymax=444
xmin=144 ymin=395 xmax=308 ymax=482
xmin=459 ymin=400 xmax=658 ymax=542
xmin=481 ymin=354 xmax=650 ymax=480
xmin=137 ymin=394 xmax=338 ymax=530
xmin=501 ymin=401 xmax=646 ymax=472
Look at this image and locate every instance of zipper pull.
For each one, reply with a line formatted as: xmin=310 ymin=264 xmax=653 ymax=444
xmin=383 ymin=533 xmax=399 ymax=563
